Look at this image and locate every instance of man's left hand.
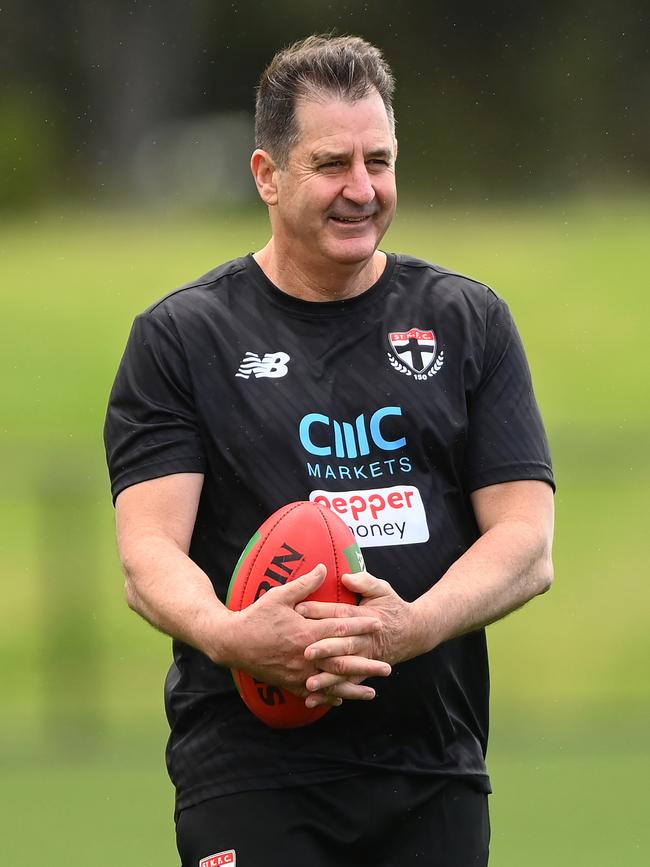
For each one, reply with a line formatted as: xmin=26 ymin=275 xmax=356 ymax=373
xmin=296 ymin=571 xmax=426 ymax=704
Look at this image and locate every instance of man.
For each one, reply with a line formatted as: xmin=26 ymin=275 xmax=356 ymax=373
xmin=105 ymin=34 xmax=554 ymax=866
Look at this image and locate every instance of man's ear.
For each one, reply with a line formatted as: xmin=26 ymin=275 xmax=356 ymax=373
xmin=251 ymin=149 xmax=278 ymax=205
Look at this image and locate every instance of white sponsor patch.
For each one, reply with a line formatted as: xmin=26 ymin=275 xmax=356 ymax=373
xmin=310 ymin=485 xmax=429 ymax=548
xmin=199 ymin=850 xmax=236 ymax=867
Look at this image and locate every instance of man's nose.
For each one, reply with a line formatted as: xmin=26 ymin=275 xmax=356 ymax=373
xmin=343 ymin=163 xmax=376 ymax=205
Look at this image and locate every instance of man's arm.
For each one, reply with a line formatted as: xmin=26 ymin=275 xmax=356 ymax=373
xmin=298 ymin=480 xmax=554 ymax=696
xmin=117 ymin=473 xmax=226 ymax=653
xmin=408 ymin=478 xmax=554 ymax=655
xmin=115 ymin=473 xmax=390 ymax=704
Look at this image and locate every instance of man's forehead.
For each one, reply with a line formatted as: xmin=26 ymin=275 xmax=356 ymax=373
xmin=293 ymin=90 xmax=394 ymax=147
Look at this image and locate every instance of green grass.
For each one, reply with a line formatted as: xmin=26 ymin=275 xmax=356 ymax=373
xmin=1 ymin=199 xmax=649 ymax=865
xmin=2 ymin=733 xmax=176 ymax=866
xmin=2 ymin=732 xmax=647 ymax=866
xmin=489 ymin=738 xmax=650 ymax=866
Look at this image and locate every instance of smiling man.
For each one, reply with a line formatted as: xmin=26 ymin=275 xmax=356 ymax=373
xmin=104 ymin=35 xmax=554 ymax=867
xmin=252 ymin=90 xmax=397 ymax=295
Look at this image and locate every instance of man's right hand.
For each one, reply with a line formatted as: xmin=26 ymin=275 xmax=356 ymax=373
xmin=116 ymin=476 xmax=390 ymax=709
xmin=217 ymin=564 xmax=392 ymax=707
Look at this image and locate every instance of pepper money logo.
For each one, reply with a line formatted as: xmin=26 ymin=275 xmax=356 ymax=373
xmin=310 ymin=485 xmax=429 ymax=548
xmin=299 ymin=405 xmax=412 ymax=482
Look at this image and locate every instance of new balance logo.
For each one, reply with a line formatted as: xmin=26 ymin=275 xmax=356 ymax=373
xmin=235 ymin=351 xmax=290 ymax=379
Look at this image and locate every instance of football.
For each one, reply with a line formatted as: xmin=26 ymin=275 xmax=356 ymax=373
xmin=226 ymin=500 xmax=365 ymax=728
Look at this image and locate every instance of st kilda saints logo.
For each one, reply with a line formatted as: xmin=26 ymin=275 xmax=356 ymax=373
xmin=387 ymin=327 xmax=445 ymax=381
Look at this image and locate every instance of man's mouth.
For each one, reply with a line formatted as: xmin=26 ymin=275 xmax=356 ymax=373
xmin=330 ymin=214 xmax=373 ymax=223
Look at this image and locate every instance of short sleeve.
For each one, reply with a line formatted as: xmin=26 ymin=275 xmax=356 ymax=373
xmin=104 ymin=309 xmax=206 ymax=502
xmin=463 ymin=294 xmax=555 ymax=492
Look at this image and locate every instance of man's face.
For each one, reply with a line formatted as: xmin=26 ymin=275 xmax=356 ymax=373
xmin=271 ymin=89 xmax=397 ymax=271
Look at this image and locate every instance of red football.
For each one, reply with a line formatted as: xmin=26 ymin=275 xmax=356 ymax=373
xmin=226 ymin=501 xmax=365 ymax=728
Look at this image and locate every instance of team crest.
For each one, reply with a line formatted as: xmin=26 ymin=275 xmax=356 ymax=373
xmin=387 ymin=327 xmax=445 ymax=381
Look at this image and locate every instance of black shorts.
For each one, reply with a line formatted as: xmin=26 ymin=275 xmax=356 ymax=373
xmin=176 ymin=772 xmax=490 ymax=867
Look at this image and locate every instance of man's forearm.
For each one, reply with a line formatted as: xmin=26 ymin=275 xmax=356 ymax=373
xmin=120 ymin=533 xmax=231 ymax=661
xmin=410 ymin=518 xmax=553 ymax=657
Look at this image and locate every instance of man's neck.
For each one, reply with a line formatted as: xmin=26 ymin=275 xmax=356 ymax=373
xmin=253 ymin=242 xmax=386 ymax=302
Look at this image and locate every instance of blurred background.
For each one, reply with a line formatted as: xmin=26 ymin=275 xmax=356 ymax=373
xmin=2 ymin=1 xmax=648 ymax=864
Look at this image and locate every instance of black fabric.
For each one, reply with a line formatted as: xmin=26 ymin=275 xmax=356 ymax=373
xmin=175 ymin=773 xmax=490 ymax=867
xmin=104 ymin=253 xmax=554 ymax=811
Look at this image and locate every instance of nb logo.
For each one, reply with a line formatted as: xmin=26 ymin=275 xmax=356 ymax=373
xmin=299 ymin=406 xmax=406 ymax=459
xmin=235 ymin=351 xmax=290 ymax=379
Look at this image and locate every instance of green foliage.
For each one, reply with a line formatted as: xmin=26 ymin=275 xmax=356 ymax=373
xmin=3 ymin=4 xmax=648 ymax=204
xmin=0 ymin=91 xmax=64 ymax=208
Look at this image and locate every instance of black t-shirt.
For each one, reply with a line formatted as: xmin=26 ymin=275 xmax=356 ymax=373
xmin=104 ymin=253 xmax=554 ymax=811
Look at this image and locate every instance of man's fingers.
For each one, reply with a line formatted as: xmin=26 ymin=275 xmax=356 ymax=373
xmin=305 ymin=655 xmax=391 ymax=686
xmin=295 ymin=600 xmax=362 ymax=620
xmin=295 ymin=573 xmax=391 ymax=621
xmin=304 ymin=633 xmax=382 ymax=664
xmin=305 ymin=679 xmax=378 ymax=707
xmin=305 ymin=671 xmax=350 ymax=693
xmin=341 ymin=571 xmax=390 ymax=598
xmin=309 ymin=615 xmax=381 ymax=643
xmin=274 ymin=563 xmax=327 ymax=605
xmin=305 ymin=693 xmax=343 ymax=709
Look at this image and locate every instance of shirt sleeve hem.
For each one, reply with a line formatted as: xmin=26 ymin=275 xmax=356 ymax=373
xmin=465 ymin=463 xmax=556 ymax=494
xmin=111 ymin=457 xmax=205 ymax=504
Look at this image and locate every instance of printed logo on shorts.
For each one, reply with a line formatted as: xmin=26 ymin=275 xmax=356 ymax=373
xmin=310 ymin=485 xmax=429 ymax=547
xmin=199 ymin=849 xmax=236 ymax=867
xmin=235 ymin=351 xmax=290 ymax=379
xmin=387 ymin=327 xmax=444 ymax=380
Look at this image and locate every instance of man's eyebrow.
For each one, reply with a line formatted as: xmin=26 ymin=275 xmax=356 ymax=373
xmin=310 ymin=146 xmax=394 ymax=164
xmin=365 ymin=147 xmax=394 ymax=161
xmin=310 ymin=149 xmax=348 ymax=165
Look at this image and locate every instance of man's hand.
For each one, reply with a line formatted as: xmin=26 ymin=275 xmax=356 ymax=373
xmin=296 ymin=571 xmax=422 ymax=704
xmin=223 ymin=565 xmax=392 ymax=707
xmin=116 ymin=477 xmax=391 ymax=710
xmin=295 ymin=481 xmax=555 ymax=707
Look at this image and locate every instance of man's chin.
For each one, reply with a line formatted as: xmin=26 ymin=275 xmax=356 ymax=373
xmin=322 ymin=236 xmax=380 ymax=268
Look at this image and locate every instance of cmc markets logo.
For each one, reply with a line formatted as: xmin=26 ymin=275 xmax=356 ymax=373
xmin=298 ymin=406 xmax=412 ymax=482
xmin=299 ymin=406 xmax=406 ymax=459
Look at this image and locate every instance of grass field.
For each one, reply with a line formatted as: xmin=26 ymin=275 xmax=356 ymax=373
xmin=1 ymin=199 xmax=648 ymax=864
